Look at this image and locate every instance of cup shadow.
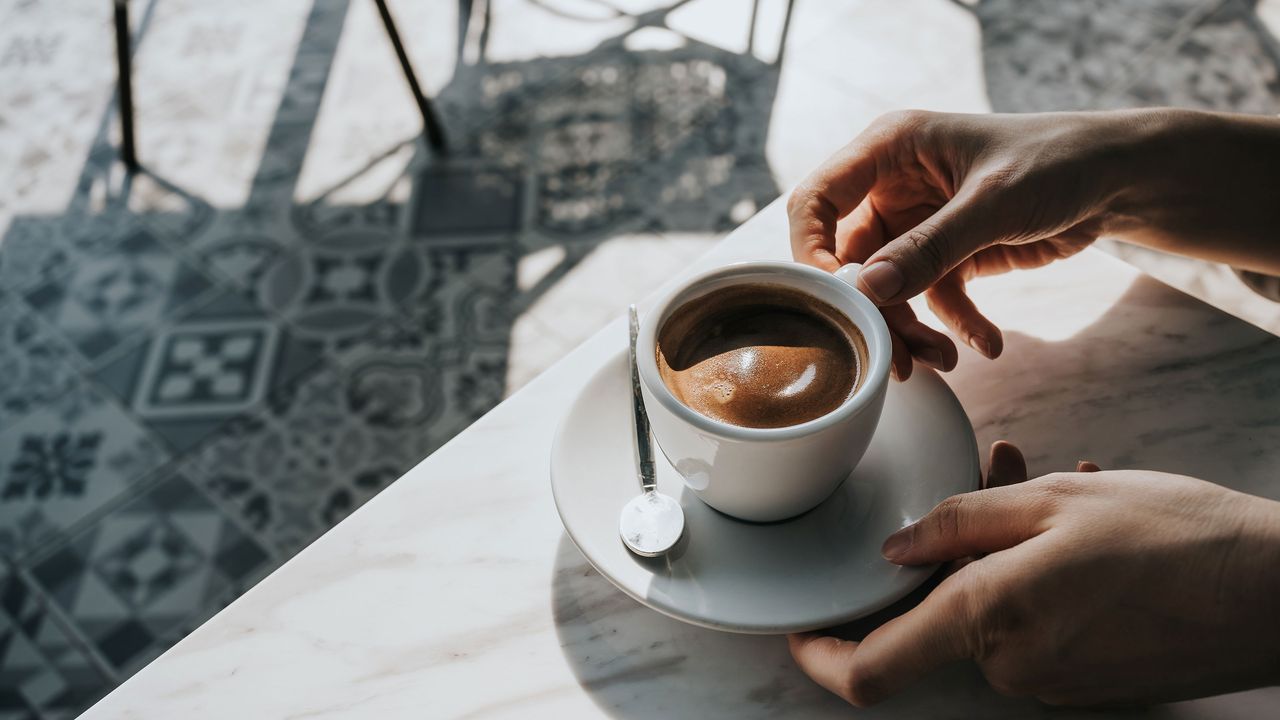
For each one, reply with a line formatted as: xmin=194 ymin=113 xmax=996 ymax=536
xmin=550 ymin=274 xmax=1280 ymax=718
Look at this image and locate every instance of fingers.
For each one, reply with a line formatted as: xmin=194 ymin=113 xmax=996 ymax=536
xmin=984 ymin=441 xmax=1028 ymax=489
xmin=881 ymin=484 xmax=1047 ymax=565
xmin=889 ymin=329 xmax=913 ymax=381
xmin=1076 ymin=460 xmax=1101 ymax=473
xmin=925 ymin=273 xmax=1004 ymax=359
xmin=881 ymin=303 xmax=958 ymax=372
xmin=788 ymin=633 xmax=863 ymax=703
xmin=791 ymin=571 xmax=978 ymax=706
xmin=857 ymin=194 xmax=993 ymax=305
xmin=788 ymin=135 xmax=885 ymax=272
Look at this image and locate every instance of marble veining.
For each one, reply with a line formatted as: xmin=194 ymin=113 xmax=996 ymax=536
xmin=82 ymin=201 xmax=1280 ymax=718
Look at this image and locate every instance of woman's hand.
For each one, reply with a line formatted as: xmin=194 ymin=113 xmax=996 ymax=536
xmin=788 ymin=109 xmax=1280 ymax=379
xmin=788 ymin=450 xmax=1280 ymax=707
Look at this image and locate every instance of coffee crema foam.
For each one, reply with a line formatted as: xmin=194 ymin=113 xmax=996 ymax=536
xmin=656 ymin=283 xmax=866 ymax=429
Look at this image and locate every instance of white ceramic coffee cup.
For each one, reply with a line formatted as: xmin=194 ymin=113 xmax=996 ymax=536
xmin=636 ymin=261 xmax=892 ymax=522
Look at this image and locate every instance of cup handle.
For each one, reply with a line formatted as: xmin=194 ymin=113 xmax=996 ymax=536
xmin=833 ymin=263 xmax=863 ymax=288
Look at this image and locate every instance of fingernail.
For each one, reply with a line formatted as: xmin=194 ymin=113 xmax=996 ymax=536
xmin=920 ymin=348 xmax=944 ymax=370
xmin=858 ymin=261 xmax=904 ymax=303
xmin=970 ymin=336 xmax=992 ymax=358
xmin=881 ymin=525 xmax=915 ymax=561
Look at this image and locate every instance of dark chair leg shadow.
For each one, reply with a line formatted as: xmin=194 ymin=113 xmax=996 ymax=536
xmin=110 ymin=0 xmax=448 ymax=171
xmin=113 ymin=0 xmax=139 ymax=171
xmin=372 ymin=0 xmax=448 ymax=153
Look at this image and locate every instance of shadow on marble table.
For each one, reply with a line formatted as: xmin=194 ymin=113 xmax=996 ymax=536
xmin=952 ymin=277 xmax=1280 ymax=495
xmin=549 ymin=274 xmax=1280 ymax=718
xmin=0 ymin=0 xmax=794 ymax=713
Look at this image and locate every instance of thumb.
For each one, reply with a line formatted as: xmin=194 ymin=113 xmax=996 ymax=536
xmin=881 ymin=484 xmax=1048 ymax=565
xmin=856 ymin=195 xmax=993 ymax=305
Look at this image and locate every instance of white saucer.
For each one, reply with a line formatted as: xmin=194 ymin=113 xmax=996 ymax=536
xmin=550 ymin=349 xmax=980 ymax=634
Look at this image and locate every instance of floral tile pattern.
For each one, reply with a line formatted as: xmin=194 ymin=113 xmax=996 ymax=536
xmin=180 ymin=364 xmax=446 ymax=556
xmin=1 ymin=0 xmax=1278 ymax=715
xmin=0 ymin=385 xmax=169 ymax=561
xmin=23 ymin=230 xmax=216 ymax=364
xmin=91 ymin=292 xmax=325 ymax=454
xmin=29 ymin=475 xmax=271 ymax=676
xmin=0 ymin=293 xmax=84 ymax=434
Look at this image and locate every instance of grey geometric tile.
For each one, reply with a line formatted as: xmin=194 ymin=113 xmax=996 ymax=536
xmin=0 ymin=386 xmax=170 ymax=560
xmin=29 ymin=475 xmax=271 ymax=676
xmin=256 ymin=230 xmax=438 ymax=346
xmin=91 ymin=291 xmax=325 ymax=454
xmin=427 ymin=40 xmax=781 ymax=243
xmin=1101 ymin=0 xmax=1280 ymax=113
xmin=0 ymin=292 xmax=84 ymax=432
xmin=192 ymin=232 xmax=286 ymax=292
xmin=23 ymin=229 xmax=217 ymax=363
xmin=0 ymin=202 xmax=176 ymax=298
xmin=971 ymin=0 xmax=1222 ymax=112
xmin=0 ymin=216 xmax=77 ymax=297
xmin=334 ymin=245 xmax=515 ymax=370
xmin=184 ymin=363 xmax=455 ymax=556
xmin=0 ymin=562 xmax=110 ymax=719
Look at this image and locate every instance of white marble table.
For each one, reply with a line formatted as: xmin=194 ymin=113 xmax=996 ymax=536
xmin=83 ymin=199 xmax=1280 ymax=719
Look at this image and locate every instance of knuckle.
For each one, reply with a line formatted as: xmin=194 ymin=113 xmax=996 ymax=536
xmin=786 ymin=185 xmax=836 ymax=227
xmin=928 ymin=495 xmax=967 ymax=541
xmin=841 ymin=672 xmax=886 ymax=708
xmin=1036 ymin=472 xmax=1087 ymax=501
xmin=901 ymin=221 xmax=953 ymax=278
xmin=786 ymin=185 xmax=814 ymax=217
xmin=949 ymin=563 xmax=1020 ymax=662
xmin=972 ymin=165 xmax=1020 ymax=196
xmin=875 ymin=109 xmax=931 ymax=136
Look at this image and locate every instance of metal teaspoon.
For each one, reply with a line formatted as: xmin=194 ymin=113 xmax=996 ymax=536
xmin=619 ymin=304 xmax=685 ymax=557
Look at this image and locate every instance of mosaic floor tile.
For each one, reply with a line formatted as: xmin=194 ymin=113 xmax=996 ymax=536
xmin=0 ymin=209 xmax=147 ymax=298
xmin=92 ymin=291 xmax=325 ymax=454
xmin=0 ymin=293 xmax=84 ymax=433
xmin=23 ymin=229 xmax=217 ymax=364
xmin=255 ymin=234 xmax=437 ymax=347
xmin=0 ymin=386 xmax=169 ymax=560
xmin=1101 ymin=0 xmax=1280 ymax=113
xmin=971 ymin=0 xmax=1222 ymax=112
xmin=29 ymin=475 xmax=272 ymax=676
xmin=182 ymin=364 xmax=448 ymax=556
xmin=0 ymin=563 xmax=110 ymax=719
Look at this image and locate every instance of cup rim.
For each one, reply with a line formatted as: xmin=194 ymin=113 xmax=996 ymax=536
xmin=637 ymin=260 xmax=893 ymax=442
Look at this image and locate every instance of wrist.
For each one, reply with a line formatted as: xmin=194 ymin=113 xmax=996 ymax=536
xmin=1091 ymin=108 xmax=1280 ymax=271
xmin=1088 ymin=108 xmax=1219 ymax=237
xmin=1234 ymin=493 xmax=1280 ymax=682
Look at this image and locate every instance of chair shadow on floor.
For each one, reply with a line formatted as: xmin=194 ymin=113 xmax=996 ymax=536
xmin=954 ymin=0 xmax=1280 ymax=114
xmin=0 ymin=0 xmax=795 ymax=714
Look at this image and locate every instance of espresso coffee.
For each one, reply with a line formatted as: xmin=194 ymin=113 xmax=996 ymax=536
xmin=656 ymin=283 xmax=866 ymax=429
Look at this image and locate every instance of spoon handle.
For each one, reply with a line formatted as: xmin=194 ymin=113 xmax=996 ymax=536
xmin=628 ymin=305 xmax=657 ymax=494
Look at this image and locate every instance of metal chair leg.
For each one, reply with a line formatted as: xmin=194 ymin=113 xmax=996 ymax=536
xmin=373 ymin=0 xmax=447 ymax=152
xmin=113 ymin=0 xmax=139 ymax=170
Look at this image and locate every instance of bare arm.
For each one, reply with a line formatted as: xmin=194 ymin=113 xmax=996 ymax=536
xmin=788 ymin=109 xmax=1280 ymax=374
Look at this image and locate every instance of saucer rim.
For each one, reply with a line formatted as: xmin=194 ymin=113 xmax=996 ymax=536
xmin=550 ymin=347 xmax=980 ymax=635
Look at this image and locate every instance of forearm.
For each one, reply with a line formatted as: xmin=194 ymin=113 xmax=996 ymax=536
xmin=1098 ymin=109 xmax=1280 ymax=275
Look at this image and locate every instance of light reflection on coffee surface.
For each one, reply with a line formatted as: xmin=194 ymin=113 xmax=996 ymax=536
xmin=656 ymin=284 xmax=866 ymax=429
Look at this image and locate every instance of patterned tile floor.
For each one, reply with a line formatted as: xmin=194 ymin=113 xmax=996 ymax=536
xmin=0 ymin=0 xmax=1278 ymax=716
